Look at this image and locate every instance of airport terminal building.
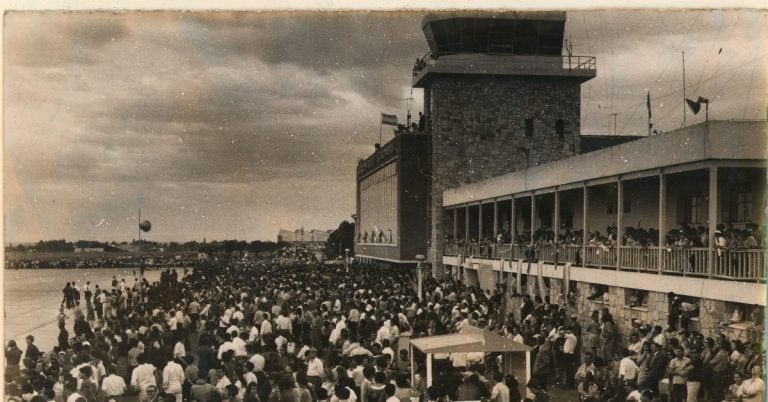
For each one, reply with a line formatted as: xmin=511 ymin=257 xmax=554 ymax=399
xmin=354 ymin=12 xmax=766 ymax=340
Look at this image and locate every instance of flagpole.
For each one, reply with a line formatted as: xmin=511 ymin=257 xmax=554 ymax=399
xmin=138 ymin=208 xmax=143 ymax=293
xmin=647 ymin=91 xmax=652 ymax=136
xmin=379 ymin=123 xmax=382 ymax=145
xmin=682 ymin=51 xmax=686 ymax=127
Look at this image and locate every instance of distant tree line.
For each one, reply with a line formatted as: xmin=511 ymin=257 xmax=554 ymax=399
xmin=324 ymin=221 xmax=355 ymax=258
xmin=5 ymin=239 xmax=277 ymax=254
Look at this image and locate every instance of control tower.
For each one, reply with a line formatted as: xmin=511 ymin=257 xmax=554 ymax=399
xmin=413 ymin=11 xmax=597 ymax=270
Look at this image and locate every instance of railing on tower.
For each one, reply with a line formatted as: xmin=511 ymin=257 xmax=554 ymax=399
xmin=413 ymin=51 xmax=597 ymax=77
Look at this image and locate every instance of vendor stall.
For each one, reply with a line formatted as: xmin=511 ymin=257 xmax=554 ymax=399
xmin=409 ymin=325 xmax=532 ymax=399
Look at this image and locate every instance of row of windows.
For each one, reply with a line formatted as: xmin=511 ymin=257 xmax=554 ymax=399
xmin=686 ymin=192 xmax=753 ymax=224
xmin=525 ymin=118 xmax=565 ymax=139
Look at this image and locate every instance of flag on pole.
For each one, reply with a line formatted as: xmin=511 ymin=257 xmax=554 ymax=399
xmin=381 ymin=113 xmax=398 ymax=126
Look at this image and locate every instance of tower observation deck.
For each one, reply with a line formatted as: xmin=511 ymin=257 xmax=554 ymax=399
xmin=412 ymin=11 xmax=596 ymax=87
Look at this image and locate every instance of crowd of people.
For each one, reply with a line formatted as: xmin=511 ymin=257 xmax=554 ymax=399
xmin=4 ymin=256 xmax=765 ymax=402
xmin=445 ymin=221 xmax=765 ymax=261
xmin=275 ymin=246 xmax=320 ymax=264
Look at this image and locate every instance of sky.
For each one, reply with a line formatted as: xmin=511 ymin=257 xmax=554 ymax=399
xmin=3 ymin=9 xmax=767 ymax=243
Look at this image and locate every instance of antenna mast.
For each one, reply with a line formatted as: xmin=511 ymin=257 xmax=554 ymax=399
xmin=402 ymin=90 xmax=415 ymax=127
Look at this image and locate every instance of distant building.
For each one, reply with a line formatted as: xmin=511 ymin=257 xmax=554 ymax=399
xmin=73 ymin=247 xmax=104 ymax=253
xmin=355 ymin=133 xmax=431 ymax=266
xmin=277 ymin=228 xmax=332 ymax=245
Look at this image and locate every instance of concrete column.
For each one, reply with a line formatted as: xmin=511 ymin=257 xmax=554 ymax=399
xmin=453 ymin=208 xmax=458 ymax=240
xmin=478 ymin=203 xmax=483 ymax=241
xmin=510 ymin=198 xmax=516 ymax=244
xmin=554 ymin=190 xmax=560 ymax=241
xmin=617 ymin=178 xmax=623 ymax=269
xmin=426 ymin=353 xmax=433 ymax=387
xmin=465 ymin=206 xmax=470 ymax=241
xmin=582 ymin=184 xmax=588 ymax=267
xmin=530 ymin=194 xmax=536 ymax=244
xmin=658 ymin=171 xmax=666 ymax=274
xmin=707 ymin=166 xmax=718 ymax=278
xmin=493 ymin=200 xmax=499 ymax=237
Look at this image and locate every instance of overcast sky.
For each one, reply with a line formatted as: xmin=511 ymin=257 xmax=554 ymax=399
xmin=4 ymin=10 xmax=766 ymax=243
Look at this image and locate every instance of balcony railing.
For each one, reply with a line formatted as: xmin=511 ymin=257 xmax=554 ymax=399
xmin=662 ymin=247 xmax=709 ymax=276
xmin=583 ymin=245 xmax=616 ymax=268
xmin=713 ymin=249 xmax=767 ymax=281
xmin=442 ymin=240 xmax=766 ymax=282
xmin=618 ymin=246 xmax=658 ymax=272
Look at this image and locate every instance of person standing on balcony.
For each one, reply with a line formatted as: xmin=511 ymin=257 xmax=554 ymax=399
xmin=714 ymin=226 xmax=727 ymax=251
xmin=743 ymin=229 xmax=758 ymax=248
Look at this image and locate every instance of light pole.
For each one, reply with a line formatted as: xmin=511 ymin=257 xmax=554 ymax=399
xmin=415 ymin=254 xmax=425 ymax=301
xmin=345 ymin=248 xmax=350 ymax=273
xmin=137 ymin=210 xmax=151 ymax=295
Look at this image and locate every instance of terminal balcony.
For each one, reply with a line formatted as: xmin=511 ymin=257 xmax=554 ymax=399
xmin=439 ymin=120 xmax=767 ymax=286
xmin=443 ymin=241 xmax=766 ymax=283
xmin=412 ymin=51 xmax=597 ymax=88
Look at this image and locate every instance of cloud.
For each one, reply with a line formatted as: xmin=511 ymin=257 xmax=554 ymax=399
xmin=5 ymin=11 xmax=130 ymax=67
xmin=4 ymin=10 xmax=766 ymax=242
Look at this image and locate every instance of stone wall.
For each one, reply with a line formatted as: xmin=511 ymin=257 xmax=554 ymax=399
xmin=447 ymin=260 xmax=745 ymax=344
xmin=428 ymin=75 xmax=583 ymax=271
xmin=446 ymin=259 xmax=744 ymax=344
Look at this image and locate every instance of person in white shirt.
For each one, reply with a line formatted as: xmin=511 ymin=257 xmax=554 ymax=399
xmin=214 ymin=369 xmax=232 ymax=393
xmin=618 ymin=348 xmax=639 ymax=385
xmin=167 ymin=312 xmax=178 ymax=332
xmin=260 ymin=313 xmax=273 ymax=340
xmin=248 ymin=325 xmax=260 ymax=343
xmin=173 ymin=340 xmax=186 ymax=360
xmin=130 ymin=355 xmax=157 ymax=400
xmin=737 ymin=365 xmax=766 ymax=402
xmin=558 ymin=327 xmax=578 ymax=389
xmin=231 ymin=331 xmax=248 ymax=358
xmin=242 ymin=362 xmax=258 ymax=387
xmin=381 ymin=339 xmax=395 ymax=362
xmin=248 ymin=350 xmax=266 ymax=373
xmin=101 ymin=366 xmax=127 ymax=399
xmin=490 ymin=372 xmax=510 ymax=402
xmin=232 ymin=307 xmax=245 ymax=323
xmin=162 ymin=357 xmax=185 ymax=402
xmin=297 ymin=343 xmax=311 ymax=360
xmin=275 ymin=312 xmax=292 ymax=335
xmin=217 ymin=333 xmax=236 ymax=360
xmin=69 ymin=359 xmax=101 ymax=390
xmin=306 ymin=348 xmax=325 ymax=392
xmin=375 ymin=321 xmax=392 ymax=345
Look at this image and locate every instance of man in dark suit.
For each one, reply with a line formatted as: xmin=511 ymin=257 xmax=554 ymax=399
xmin=640 ymin=342 xmax=667 ymax=395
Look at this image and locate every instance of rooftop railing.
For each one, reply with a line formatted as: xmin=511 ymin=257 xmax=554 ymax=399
xmin=413 ymin=51 xmax=596 ymax=77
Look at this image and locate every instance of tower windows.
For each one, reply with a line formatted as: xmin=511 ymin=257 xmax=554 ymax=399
xmin=525 ymin=118 xmax=534 ymax=137
xmin=556 ymin=119 xmax=565 ymax=140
